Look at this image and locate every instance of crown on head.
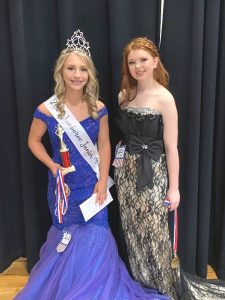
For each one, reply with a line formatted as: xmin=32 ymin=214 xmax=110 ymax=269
xmin=65 ymin=29 xmax=91 ymax=57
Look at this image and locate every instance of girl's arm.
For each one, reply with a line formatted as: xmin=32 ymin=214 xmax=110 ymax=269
xmin=28 ymin=116 xmax=61 ymax=176
xmin=94 ymin=106 xmax=111 ymax=204
xmin=160 ymin=93 xmax=180 ymax=211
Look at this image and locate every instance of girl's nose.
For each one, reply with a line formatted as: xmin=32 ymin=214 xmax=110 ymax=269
xmin=74 ymin=69 xmax=81 ymax=77
xmin=135 ymin=61 xmax=141 ymax=67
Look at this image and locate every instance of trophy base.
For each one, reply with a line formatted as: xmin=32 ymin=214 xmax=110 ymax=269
xmin=62 ymin=165 xmax=76 ymax=175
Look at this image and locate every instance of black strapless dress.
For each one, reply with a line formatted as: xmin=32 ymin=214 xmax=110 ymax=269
xmin=114 ymin=106 xmax=225 ymax=300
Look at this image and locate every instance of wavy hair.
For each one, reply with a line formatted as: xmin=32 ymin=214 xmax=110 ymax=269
xmin=121 ymin=37 xmax=169 ymax=102
xmin=54 ymin=49 xmax=99 ymax=119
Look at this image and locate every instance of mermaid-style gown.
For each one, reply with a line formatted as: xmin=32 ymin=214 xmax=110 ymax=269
xmin=114 ymin=106 xmax=225 ymax=300
xmin=14 ymin=106 xmax=169 ymax=300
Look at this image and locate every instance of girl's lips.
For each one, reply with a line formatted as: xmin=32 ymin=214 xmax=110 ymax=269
xmin=71 ymin=80 xmax=83 ymax=84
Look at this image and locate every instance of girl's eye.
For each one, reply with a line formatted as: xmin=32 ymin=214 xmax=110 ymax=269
xmin=81 ymin=68 xmax=87 ymax=72
xmin=141 ymin=58 xmax=147 ymax=62
xmin=67 ymin=67 xmax=74 ymax=70
xmin=128 ymin=61 xmax=135 ymax=65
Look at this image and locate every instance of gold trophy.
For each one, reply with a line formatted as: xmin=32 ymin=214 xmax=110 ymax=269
xmin=55 ymin=125 xmax=75 ymax=176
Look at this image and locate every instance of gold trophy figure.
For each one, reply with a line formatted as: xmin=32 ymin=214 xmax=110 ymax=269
xmin=55 ymin=125 xmax=75 ymax=176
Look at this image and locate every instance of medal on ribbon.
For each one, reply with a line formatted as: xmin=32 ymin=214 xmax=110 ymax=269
xmin=171 ymin=209 xmax=180 ymax=269
xmin=55 ymin=169 xmax=69 ymax=223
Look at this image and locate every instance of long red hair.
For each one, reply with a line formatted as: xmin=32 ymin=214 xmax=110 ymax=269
xmin=121 ymin=37 xmax=169 ymax=102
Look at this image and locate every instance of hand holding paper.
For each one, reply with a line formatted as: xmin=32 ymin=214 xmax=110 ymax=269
xmin=79 ymin=191 xmax=113 ymax=221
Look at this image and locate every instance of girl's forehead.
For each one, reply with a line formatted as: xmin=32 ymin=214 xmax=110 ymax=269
xmin=128 ymin=49 xmax=151 ymax=58
xmin=64 ymin=53 xmax=87 ymax=65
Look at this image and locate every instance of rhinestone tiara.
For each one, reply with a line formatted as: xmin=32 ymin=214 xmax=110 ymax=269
xmin=65 ymin=29 xmax=91 ymax=57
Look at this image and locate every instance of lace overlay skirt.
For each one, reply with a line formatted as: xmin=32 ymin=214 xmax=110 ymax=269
xmin=114 ymin=152 xmax=178 ymax=299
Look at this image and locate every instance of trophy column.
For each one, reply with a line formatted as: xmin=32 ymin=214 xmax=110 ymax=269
xmin=55 ymin=125 xmax=75 ymax=175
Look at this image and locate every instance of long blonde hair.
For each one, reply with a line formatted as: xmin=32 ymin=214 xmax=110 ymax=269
xmin=54 ymin=49 xmax=99 ymax=119
xmin=121 ymin=37 xmax=169 ymax=102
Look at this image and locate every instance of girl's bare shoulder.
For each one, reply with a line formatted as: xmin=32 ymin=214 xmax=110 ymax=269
xmin=37 ymin=102 xmax=52 ymax=116
xmin=158 ymin=87 xmax=175 ymax=106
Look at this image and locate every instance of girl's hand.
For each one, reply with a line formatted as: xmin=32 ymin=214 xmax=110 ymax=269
xmin=166 ymin=189 xmax=180 ymax=211
xmin=93 ymin=181 xmax=107 ymax=205
xmin=49 ymin=162 xmax=63 ymax=177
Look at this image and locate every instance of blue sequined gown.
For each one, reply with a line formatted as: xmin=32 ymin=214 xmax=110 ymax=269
xmin=14 ymin=105 xmax=169 ymax=300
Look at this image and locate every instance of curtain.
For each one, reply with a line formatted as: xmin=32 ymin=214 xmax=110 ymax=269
xmin=0 ymin=0 xmax=224 ymax=280
xmin=0 ymin=0 xmax=160 ymax=272
xmin=160 ymin=0 xmax=225 ymax=278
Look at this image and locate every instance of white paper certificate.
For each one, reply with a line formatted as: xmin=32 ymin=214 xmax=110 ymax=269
xmin=79 ymin=192 xmax=113 ymax=221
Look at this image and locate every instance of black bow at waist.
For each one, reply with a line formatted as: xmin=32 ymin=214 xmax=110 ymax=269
xmin=124 ymin=135 xmax=165 ymax=191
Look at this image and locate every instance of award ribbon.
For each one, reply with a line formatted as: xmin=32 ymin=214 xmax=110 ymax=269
xmin=171 ymin=208 xmax=180 ymax=269
xmin=55 ymin=169 xmax=68 ymax=223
